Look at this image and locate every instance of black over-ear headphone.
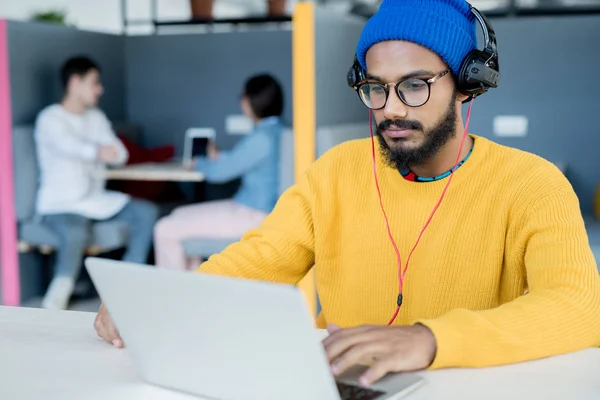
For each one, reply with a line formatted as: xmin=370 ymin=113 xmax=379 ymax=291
xmin=347 ymin=3 xmax=500 ymax=101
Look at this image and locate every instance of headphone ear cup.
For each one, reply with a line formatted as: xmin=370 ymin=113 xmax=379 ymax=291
xmin=347 ymin=56 xmax=366 ymax=88
xmin=458 ymin=49 xmax=500 ymax=98
xmin=347 ymin=65 xmax=358 ymax=88
xmin=457 ymin=49 xmax=482 ymax=96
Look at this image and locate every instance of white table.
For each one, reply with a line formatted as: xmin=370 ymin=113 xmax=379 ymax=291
xmin=96 ymin=162 xmax=204 ymax=182
xmin=1 ymin=306 xmax=599 ymax=400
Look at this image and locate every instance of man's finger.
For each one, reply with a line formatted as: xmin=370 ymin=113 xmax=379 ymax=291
xmin=104 ymin=325 xmax=123 ymax=347
xmin=94 ymin=306 xmax=124 ymax=347
xmin=96 ymin=318 xmax=113 ymax=343
xmin=331 ymin=341 xmax=385 ymax=376
xmin=106 ymin=322 xmax=122 ymax=346
xmin=322 ymin=325 xmax=375 ymax=347
xmin=104 ymin=317 xmax=123 ymax=347
xmin=95 ymin=305 xmax=110 ymax=341
xmin=94 ymin=313 xmax=106 ymax=339
xmin=359 ymin=355 xmax=398 ymax=386
xmin=324 ymin=326 xmax=381 ymax=362
xmin=94 ymin=315 xmax=111 ymax=342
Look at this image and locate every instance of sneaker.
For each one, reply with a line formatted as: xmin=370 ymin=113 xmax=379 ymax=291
xmin=41 ymin=277 xmax=75 ymax=310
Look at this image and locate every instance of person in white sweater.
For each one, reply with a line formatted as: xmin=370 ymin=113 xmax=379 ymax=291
xmin=34 ymin=56 xmax=159 ymax=310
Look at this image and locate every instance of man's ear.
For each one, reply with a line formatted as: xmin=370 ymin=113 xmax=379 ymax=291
xmin=457 ymin=91 xmax=472 ymax=104
xmin=69 ymin=74 xmax=83 ymax=89
xmin=450 ymin=73 xmax=471 ymax=104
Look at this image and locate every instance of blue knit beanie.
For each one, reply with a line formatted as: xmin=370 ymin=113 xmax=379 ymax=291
xmin=356 ymin=0 xmax=477 ymax=76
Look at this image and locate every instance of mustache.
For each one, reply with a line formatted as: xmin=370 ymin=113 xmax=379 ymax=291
xmin=377 ymin=119 xmax=423 ymax=132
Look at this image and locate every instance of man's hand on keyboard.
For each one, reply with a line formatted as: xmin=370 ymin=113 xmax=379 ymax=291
xmin=323 ymin=324 xmax=436 ymax=386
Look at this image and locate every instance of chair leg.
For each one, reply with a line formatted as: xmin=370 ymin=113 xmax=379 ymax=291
xmin=39 ymin=245 xmax=55 ymax=255
xmin=18 ymin=241 xmax=32 ymax=253
xmin=17 ymin=242 xmax=55 ymax=255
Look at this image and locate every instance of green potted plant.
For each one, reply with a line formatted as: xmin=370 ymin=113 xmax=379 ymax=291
xmin=31 ymin=9 xmax=68 ymax=26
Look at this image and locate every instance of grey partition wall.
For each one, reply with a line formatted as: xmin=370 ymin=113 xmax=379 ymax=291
xmin=8 ymin=20 xmax=126 ymax=125
xmin=315 ymin=9 xmax=366 ymax=127
xmin=314 ymin=8 xmax=369 ymax=157
xmin=467 ymin=15 xmax=600 ymax=213
xmin=124 ymin=30 xmax=293 ymax=153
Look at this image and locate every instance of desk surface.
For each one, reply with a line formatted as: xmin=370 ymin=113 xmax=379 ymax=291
xmin=1 ymin=306 xmax=599 ymax=400
xmin=97 ymin=162 xmax=204 ymax=182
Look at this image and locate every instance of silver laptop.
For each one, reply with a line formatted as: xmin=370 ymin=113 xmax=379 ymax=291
xmin=85 ymin=258 xmax=425 ymax=400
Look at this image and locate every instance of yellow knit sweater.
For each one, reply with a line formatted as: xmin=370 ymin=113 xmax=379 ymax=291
xmin=199 ymin=134 xmax=600 ymax=369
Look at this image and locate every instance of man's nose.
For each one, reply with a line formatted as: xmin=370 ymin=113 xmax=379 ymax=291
xmin=383 ymin=86 xmax=408 ymax=121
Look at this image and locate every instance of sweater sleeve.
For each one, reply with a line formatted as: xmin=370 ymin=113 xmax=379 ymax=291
xmin=418 ymin=185 xmax=600 ymax=369
xmin=196 ymin=167 xmax=315 ymax=284
xmin=194 ymin=133 xmax=271 ymax=183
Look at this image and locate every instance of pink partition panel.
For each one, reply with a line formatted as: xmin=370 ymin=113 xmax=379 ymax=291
xmin=0 ymin=19 xmax=19 ymax=306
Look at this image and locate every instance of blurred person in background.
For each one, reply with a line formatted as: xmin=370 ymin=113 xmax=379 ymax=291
xmin=153 ymin=74 xmax=285 ymax=270
xmin=34 ymin=56 xmax=159 ymax=310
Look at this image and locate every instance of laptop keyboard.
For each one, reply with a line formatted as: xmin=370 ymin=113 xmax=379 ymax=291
xmin=336 ymin=381 xmax=386 ymax=400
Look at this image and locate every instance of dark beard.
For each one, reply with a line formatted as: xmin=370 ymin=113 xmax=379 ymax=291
xmin=376 ymin=93 xmax=458 ymax=173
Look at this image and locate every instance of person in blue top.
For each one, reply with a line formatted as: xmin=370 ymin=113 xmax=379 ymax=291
xmin=153 ymin=74 xmax=285 ymax=270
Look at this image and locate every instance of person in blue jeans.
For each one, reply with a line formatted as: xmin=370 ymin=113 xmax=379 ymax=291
xmin=154 ymin=74 xmax=285 ymax=270
xmin=34 ymin=56 xmax=159 ymax=309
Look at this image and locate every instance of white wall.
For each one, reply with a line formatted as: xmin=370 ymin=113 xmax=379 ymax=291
xmin=0 ymin=0 xmax=302 ymax=35
xmin=0 ymin=0 xmax=123 ymax=34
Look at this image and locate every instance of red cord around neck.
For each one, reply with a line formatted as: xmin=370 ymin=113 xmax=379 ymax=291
xmin=368 ymin=100 xmax=475 ymax=325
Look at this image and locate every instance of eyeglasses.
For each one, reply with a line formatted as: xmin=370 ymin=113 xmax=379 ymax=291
xmin=353 ymin=69 xmax=450 ymax=109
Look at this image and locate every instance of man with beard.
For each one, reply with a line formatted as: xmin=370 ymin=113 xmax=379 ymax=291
xmin=95 ymin=0 xmax=600 ymax=387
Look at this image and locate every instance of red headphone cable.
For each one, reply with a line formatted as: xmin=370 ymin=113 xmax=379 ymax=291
xmin=368 ymin=100 xmax=475 ymax=326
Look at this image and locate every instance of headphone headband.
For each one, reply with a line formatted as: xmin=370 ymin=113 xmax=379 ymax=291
xmin=470 ymin=6 xmax=496 ymax=60
xmin=458 ymin=4 xmax=500 ymax=98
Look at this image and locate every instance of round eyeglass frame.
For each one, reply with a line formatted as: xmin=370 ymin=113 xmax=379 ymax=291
xmin=352 ymin=69 xmax=451 ymax=109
